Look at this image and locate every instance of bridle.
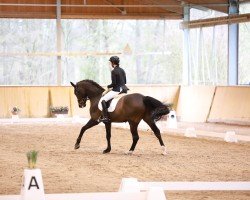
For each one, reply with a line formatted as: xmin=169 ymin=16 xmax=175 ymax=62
xmin=79 ymin=96 xmax=89 ymax=104
xmin=75 ymin=86 xmax=89 ymax=107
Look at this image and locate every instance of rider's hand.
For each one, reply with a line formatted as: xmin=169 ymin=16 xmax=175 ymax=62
xmin=102 ymin=88 xmax=111 ymax=96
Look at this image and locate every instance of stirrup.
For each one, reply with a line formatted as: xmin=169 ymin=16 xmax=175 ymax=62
xmin=98 ymin=117 xmax=110 ymax=123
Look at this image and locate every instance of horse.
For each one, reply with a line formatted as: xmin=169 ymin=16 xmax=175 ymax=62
xmin=70 ymin=80 xmax=171 ymax=155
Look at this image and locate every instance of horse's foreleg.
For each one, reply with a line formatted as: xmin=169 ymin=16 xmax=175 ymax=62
xmin=127 ymin=121 xmax=139 ymax=154
xmin=75 ymin=118 xmax=99 ymax=150
xmin=103 ymin=122 xmax=112 ymax=154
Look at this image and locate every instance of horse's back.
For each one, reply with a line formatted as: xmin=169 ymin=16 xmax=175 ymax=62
xmin=122 ymin=93 xmax=144 ymax=99
xmin=121 ymin=93 xmax=145 ymax=105
xmin=110 ymin=93 xmax=145 ymax=122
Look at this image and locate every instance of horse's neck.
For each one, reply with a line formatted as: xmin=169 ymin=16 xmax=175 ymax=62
xmin=89 ymin=94 xmax=102 ymax=108
xmin=85 ymin=83 xmax=103 ymax=114
xmin=87 ymin=87 xmax=103 ymax=99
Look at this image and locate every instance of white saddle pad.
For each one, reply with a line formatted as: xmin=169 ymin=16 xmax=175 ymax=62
xmin=98 ymin=94 xmax=126 ymax=112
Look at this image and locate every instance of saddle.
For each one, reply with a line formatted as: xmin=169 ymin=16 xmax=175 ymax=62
xmin=98 ymin=93 xmax=127 ymax=112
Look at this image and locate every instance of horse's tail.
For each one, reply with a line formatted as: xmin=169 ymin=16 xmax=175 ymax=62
xmin=143 ymin=96 xmax=170 ymax=122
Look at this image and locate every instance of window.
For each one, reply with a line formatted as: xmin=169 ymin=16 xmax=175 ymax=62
xmin=61 ymin=20 xmax=183 ymax=85
xmin=239 ymin=3 xmax=250 ymax=85
xmin=0 ymin=19 xmax=56 ymax=85
xmin=188 ymin=8 xmax=228 ymax=85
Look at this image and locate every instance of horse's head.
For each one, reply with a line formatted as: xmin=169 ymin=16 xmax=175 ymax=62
xmin=70 ymin=82 xmax=88 ymax=108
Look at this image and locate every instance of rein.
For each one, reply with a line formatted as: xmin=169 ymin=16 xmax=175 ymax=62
xmin=79 ymin=96 xmax=89 ymax=104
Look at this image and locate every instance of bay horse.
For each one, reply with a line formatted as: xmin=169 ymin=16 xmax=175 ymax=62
xmin=70 ymin=80 xmax=170 ymax=155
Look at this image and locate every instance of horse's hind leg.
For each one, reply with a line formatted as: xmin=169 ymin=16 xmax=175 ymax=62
xmin=103 ymin=122 xmax=112 ymax=154
xmin=75 ymin=118 xmax=99 ymax=150
xmin=144 ymin=119 xmax=167 ymax=155
xmin=126 ymin=121 xmax=139 ymax=155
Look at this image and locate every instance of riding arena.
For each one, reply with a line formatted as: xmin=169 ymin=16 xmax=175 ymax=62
xmin=0 ymin=1 xmax=250 ymax=200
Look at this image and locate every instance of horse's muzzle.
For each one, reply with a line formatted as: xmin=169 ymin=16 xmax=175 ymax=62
xmin=78 ymin=97 xmax=87 ymax=108
xmin=79 ymin=103 xmax=86 ymax=108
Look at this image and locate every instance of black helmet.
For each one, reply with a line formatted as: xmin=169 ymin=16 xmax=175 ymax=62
xmin=109 ymin=56 xmax=120 ymax=65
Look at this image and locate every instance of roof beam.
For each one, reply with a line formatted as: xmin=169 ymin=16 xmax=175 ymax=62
xmin=180 ymin=13 xmax=250 ymax=29
xmin=180 ymin=1 xmax=229 ymax=13
xmin=139 ymin=0 xmax=183 ymax=14
xmin=62 ymin=13 xmax=182 ymax=20
xmin=104 ymin=0 xmax=126 ymax=14
xmin=0 ymin=3 xmax=228 ymax=8
xmin=0 ymin=11 xmax=182 ymax=20
xmin=0 ymin=11 xmax=56 ymax=19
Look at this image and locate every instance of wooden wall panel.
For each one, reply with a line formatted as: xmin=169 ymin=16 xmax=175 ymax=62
xmin=176 ymin=86 xmax=215 ymax=122
xmin=1 ymin=85 xmax=250 ymax=125
xmin=0 ymin=87 xmax=29 ymax=118
xmin=49 ymin=87 xmax=72 ymax=117
xmin=0 ymin=85 xmax=180 ymax=118
xmin=0 ymin=87 xmax=7 ymax=118
xmin=208 ymin=86 xmax=250 ymax=125
xmin=128 ymin=85 xmax=180 ymax=110
xmin=28 ymin=87 xmax=50 ymax=117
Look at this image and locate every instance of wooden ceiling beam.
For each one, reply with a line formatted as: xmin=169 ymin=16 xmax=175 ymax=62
xmin=0 ymin=1 xmax=232 ymax=19
xmin=0 ymin=3 xmax=180 ymax=8
xmin=62 ymin=13 xmax=182 ymax=20
xmin=0 ymin=11 xmax=56 ymax=19
xmin=180 ymin=13 xmax=250 ymax=29
xmin=180 ymin=0 xmax=229 ymax=13
xmin=139 ymin=0 xmax=183 ymax=14
xmin=103 ymin=0 xmax=126 ymax=14
xmin=0 ymin=11 xmax=182 ymax=20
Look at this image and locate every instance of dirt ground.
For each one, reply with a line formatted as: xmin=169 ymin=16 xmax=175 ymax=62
xmin=0 ymin=121 xmax=249 ymax=199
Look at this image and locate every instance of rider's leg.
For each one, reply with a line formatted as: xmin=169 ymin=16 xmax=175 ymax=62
xmin=101 ymin=100 xmax=109 ymax=123
xmin=99 ymin=91 xmax=119 ymax=123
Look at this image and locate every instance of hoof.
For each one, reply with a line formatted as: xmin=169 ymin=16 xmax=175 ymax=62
xmin=125 ymin=150 xmax=133 ymax=155
xmin=74 ymin=143 xmax=80 ymax=150
xmin=161 ymin=146 xmax=167 ymax=155
xmin=103 ymin=148 xmax=111 ymax=154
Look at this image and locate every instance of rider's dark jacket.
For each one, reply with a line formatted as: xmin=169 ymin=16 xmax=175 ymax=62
xmin=107 ymin=66 xmax=129 ymax=93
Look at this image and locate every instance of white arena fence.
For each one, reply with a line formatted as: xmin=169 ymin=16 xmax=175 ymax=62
xmin=0 ymin=178 xmax=249 ymax=200
xmin=119 ymin=178 xmax=250 ymax=192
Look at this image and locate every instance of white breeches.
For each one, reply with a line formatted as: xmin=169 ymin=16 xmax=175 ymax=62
xmin=98 ymin=90 xmax=120 ymax=109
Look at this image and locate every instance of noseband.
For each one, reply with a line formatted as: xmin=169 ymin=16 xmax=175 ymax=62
xmin=79 ymin=96 xmax=89 ymax=105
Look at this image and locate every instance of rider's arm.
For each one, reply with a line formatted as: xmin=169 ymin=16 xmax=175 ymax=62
xmin=123 ymin=70 xmax=127 ymax=84
xmin=107 ymin=70 xmax=117 ymax=88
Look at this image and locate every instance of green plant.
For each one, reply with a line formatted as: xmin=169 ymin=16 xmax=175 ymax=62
xmin=26 ymin=150 xmax=39 ymax=169
xmin=11 ymin=106 xmax=21 ymax=114
xmin=50 ymin=106 xmax=69 ymax=113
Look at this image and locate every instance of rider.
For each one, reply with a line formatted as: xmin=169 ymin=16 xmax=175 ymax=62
xmin=99 ymin=56 xmax=129 ymax=123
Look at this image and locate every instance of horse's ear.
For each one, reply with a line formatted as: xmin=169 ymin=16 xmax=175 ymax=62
xmin=70 ymin=82 xmax=76 ymax=88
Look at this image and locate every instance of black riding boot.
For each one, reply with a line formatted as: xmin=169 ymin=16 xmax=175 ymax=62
xmin=99 ymin=100 xmax=110 ymax=123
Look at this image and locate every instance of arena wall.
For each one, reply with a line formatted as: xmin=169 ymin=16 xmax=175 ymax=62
xmin=1 ymin=86 xmax=250 ymax=125
xmin=0 ymin=85 xmax=179 ymax=118
xmin=27 ymin=87 xmax=50 ymax=117
xmin=208 ymin=86 xmax=250 ymax=125
xmin=176 ymin=86 xmax=216 ymax=122
xmin=128 ymin=85 xmax=180 ymax=110
xmin=49 ymin=87 xmax=72 ymax=116
xmin=0 ymin=87 xmax=49 ymax=118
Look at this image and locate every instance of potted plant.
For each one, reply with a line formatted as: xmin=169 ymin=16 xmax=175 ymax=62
xmin=50 ymin=106 xmax=69 ymax=115
xmin=21 ymin=150 xmax=45 ymax=200
xmin=11 ymin=106 xmax=21 ymax=115
xmin=26 ymin=150 xmax=38 ymax=169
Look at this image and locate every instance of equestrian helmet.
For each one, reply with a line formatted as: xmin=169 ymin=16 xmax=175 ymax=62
xmin=109 ymin=56 xmax=120 ymax=65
